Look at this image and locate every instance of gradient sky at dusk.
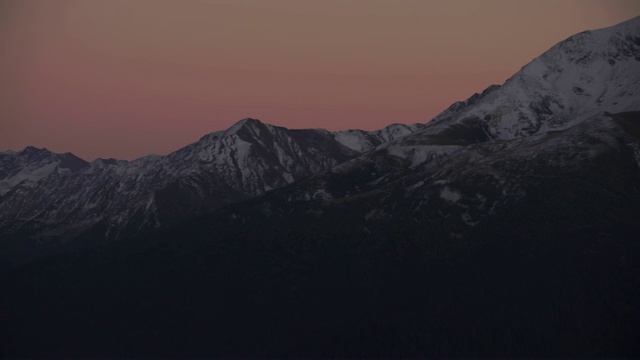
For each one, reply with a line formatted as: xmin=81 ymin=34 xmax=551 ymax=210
xmin=1 ymin=0 xmax=638 ymax=160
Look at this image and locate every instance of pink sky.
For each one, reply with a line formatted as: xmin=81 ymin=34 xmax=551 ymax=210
xmin=1 ymin=0 xmax=638 ymax=160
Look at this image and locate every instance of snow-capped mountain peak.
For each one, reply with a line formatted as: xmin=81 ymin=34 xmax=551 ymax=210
xmin=425 ymin=16 xmax=639 ymax=142
xmin=0 ymin=147 xmax=88 ymax=196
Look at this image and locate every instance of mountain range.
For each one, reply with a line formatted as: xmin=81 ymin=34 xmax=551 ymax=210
xmin=1 ymin=16 xmax=639 ymax=357
xmin=0 ymin=119 xmax=424 ymax=265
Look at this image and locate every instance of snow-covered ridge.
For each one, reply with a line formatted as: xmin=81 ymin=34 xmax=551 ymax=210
xmin=0 ymin=147 xmax=88 ymax=196
xmin=317 ymin=17 xmax=640 ymax=225
xmin=423 ymin=16 xmax=640 ymax=141
xmin=0 ymin=118 xmax=424 ymax=257
xmin=332 ymin=123 xmax=426 ymax=153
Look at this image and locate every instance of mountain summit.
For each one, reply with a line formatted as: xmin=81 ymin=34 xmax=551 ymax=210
xmin=430 ymin=16 xmax=640 ymax=139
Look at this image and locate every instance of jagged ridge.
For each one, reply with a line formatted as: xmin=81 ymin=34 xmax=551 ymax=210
xmin=0 ymin=119 xmax=424 ymax=265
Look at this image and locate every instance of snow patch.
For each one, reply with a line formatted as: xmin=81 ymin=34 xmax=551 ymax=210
xmin=440 ymin=187 xmax=461 ymax=203
xmin=405 ymin=180 xmax=425 ymax=192
xmin=313 ymin=188 xmax=332 ymax=201
xmin=461 ymin=212 xmax=480 ymax=226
